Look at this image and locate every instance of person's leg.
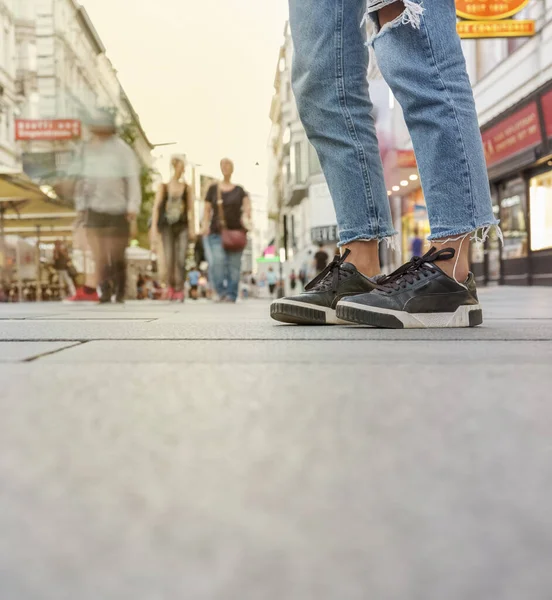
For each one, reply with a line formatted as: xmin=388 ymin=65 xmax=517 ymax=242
xmin=87 ymin=228 xmax=111 ymax=301
xmin=369 ymin=0 xmax=498 ymax=281
xmin=109 ymin=227 xmax=129 ymax=302
xmin=206 ymin=235 xmax=227 ymax=299
xmin=174 ymin=228 xmax=189 ymax=293
xmin=289 ymin=0 xmax=395 ymax=276
xmin=226 ymin=251 xmax=243 ymax=302
xmin=60 ymin=270 xmax=76 ymax=298
xmin=161 ymin=228 xmax=176 ymax=291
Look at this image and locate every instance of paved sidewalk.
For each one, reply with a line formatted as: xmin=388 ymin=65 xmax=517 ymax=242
xmin=1 ymin=287 xmax=552 ymax=600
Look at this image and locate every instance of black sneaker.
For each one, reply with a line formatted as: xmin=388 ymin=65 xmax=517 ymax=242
xmin=336 ymin=247 xmax=483 ymax=329
xmin=270 ymin=250 xmax=379 ymax=325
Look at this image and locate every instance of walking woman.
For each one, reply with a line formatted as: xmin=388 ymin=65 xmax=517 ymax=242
xmin=202 ymin=158 xmax=251 ymax=303
xmin=151 ymin=155 xmax=196 ymax=302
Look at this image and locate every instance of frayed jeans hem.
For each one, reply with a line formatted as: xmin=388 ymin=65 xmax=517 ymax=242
xmin=427 ymin=222 xmax=502 ymax=244
xmin=338 ymin=230 xmax=399 ymax=248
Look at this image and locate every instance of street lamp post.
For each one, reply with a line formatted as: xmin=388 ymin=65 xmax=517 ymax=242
xmin=277 ymin=247 xmax=285 ymax=298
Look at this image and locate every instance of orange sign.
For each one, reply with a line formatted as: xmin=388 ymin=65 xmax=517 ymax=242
xmin=396 ymin=150 xmax=417 ymax=169
xmin=457 ymin=19 xmax=535 ymax=38
xmin=456 ymin=0 xmax=530 ymax=21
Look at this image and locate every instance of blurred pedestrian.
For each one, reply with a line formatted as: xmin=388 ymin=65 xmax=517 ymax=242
xmin=314 ymin=243 xmax=329 ymax=274
xmin=298 ymin=267 xmax=308 ymax=290
xmin=289 ymin=269 xmax=297 ymax=292
xmin=151 ymin=154 xmax=196 ymax=302
xmin=72 ymin=109 xmax=141 ymax=304
xmin=267 ymin=267 xmax=277 ymax=298
xmin=198 ymin=272 xmax=209 ymax=299
xmin=202 ymin=158 xmax=251 ymax=303
xmin=250 ymin=273 xmax=258 ymax=298
xmin=53 ymin=240 xmax=76 ymax=299
xmin=188 ymin=265 xmax=201 ymax=300
xmin=411 ymin=225 xmax=424 ymax=257
xmin=137 ymin=272 xmax=146 ymax=299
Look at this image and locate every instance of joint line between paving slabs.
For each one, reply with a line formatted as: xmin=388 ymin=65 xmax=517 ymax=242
xmin=23 ymin=341 xmax=88 ymax=363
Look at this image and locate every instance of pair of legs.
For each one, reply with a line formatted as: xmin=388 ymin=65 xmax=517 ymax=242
xmin=161 ymin=226 xmax=189 ymax=292
xmin=57 ymin=269 xmax=76 ymax=298
xmin=205 ymin=234 xmax=243 ymax=302
xmin=87 ymin=225 xmax=129 ymax=302
xmin=289 ymin=0 xmax=497 ymax=280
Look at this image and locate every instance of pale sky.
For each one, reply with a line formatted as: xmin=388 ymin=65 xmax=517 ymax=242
xmin=82 ymin=0 xmax=289 ymax=194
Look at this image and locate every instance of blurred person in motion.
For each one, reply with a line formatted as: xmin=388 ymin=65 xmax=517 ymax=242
xmin=198 ymin=271 xmax=209 ymax=299
xmin=72 ymin=109 xmax=141 ymax=304
xmin=267 ymin=267 xmax=278 ymax=298
xmin=250 ymin=272 xmax=258 ymax=298
xmin=188 ymin=265 xmax=201 ymax=300
xmin=411 ymin=225 xmax=424 ymax=257
xmin=289 ymin=269 xmax=298 ymax=293
xmin=201 ymin=158 xmax=251 ymax=303
xmin=314 ymin=243 xmax=329 ymax=274
xmin=53 ymin=240 xmax=76 ymax=299
xmin=151 ymin=155 xmax=196 ymax=302
xmin=271 ymin=0 xmax=497 ymax=327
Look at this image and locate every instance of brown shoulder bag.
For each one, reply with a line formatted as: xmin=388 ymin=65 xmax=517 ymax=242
xmin=216 ymin=183 xmax=248 ymax=252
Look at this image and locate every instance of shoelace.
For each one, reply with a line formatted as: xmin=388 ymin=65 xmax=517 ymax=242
xmin=305 ymin=249 xmax=352 ymax=293
xmin=377 ymin=247 xmax=455 ymax=293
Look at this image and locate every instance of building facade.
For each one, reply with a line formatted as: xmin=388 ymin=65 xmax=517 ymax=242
xmin=466 ymin=0 xmax=552 ymax=286
xmin=0 ymin=0 xmax=18 ymax=171
xmin=13 ymin=0 xmax=153 ymax=185
xmin=396 ymin=0 xmax=552 ymax=285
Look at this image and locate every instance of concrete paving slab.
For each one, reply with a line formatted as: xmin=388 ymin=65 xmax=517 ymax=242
xmin=36 ymin=339 xmax=552 ymax=365
xmin=1 ymin=286 xmax=551 ymax=600
xmin=0 ymin=341 xmax=79 ymax=363
xmin=1 ymin=318 xmax=552 ymax=341
xmin=0 ymin=362 xmax=551 ymax=600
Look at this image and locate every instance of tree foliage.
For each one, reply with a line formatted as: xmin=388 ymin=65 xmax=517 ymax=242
xmin=119 ymin=123 xmax=157 ymax=248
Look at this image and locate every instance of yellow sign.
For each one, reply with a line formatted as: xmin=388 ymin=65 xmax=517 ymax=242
xmin=456 ymin=0 xmax=530 ymax=21
xmin=457 ymin=19 xmax=535 ymax=38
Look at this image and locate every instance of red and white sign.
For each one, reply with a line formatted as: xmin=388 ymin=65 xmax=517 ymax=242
xmin=456 ymin=0 xmax=530 ymax=20
xmin=541 ymin=89 xmax=552 ymax=140
xmin=15 ymin=119 xmax=82 ymax=141
xmin=481 ymin=102 xmax=542 ymax=168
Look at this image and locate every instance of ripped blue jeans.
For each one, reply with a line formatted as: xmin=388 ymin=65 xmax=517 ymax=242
xmin=289 ymin=0 xmax=498 ymax=246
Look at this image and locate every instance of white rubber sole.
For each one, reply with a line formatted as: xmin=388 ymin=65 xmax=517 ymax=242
xmin=337 ymin=301 xmax=483 ymax=329
xmin=270 ymin=298 xmax=349 ymax=325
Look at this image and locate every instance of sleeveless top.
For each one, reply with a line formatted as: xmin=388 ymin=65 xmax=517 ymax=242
xmin=158 ymin=183 xmax=188 ymax=229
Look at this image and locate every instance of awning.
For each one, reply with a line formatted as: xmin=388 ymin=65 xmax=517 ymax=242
xmin=0 ymin=173 xmax=75 ymax=239
xmin=0 ymin=172 xmax=68 ymax=210
xmin=0 ymin=172 xmax=50 ymax=203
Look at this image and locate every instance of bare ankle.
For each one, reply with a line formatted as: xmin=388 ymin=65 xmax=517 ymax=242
xmin=341 ymin=240 xmax=381 ymax=278
xmin=432 ymin=235 xmax=470 ymax=282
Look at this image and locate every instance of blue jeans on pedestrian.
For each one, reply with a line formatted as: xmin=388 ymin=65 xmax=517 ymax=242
xmin=289 ymin=0 xmax=498 ymax=246
xmin=205 ymin=234 xmax=243 ymax=301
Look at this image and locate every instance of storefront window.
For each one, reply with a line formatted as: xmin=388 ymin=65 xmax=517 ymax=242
xmin=487 ymin=190 xmax=501 ymax=282
xmin=530 ymin=171 xmax=552 ymax=252
xmin=500 ymin=180 xmax=528 ymax=259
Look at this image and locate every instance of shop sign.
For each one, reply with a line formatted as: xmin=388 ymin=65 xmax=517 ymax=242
xmin=15 ymin=119 xmax=82 ymax=141
xmin=457 ymin=19 xmax=535 ymax=38
xmin=456 ymin=0 xmax=530 ymax=20
xmin=541 ymin=89 xmax=552 ymax=139
xmin=311 ymin=225 xmax=339 ymax=244
xmin=396 ymin=149 xmax=417 ymax=169
xmin=481 ymin=102 xmax=542 ymax=168
xmin=456 ymin=0 xmax=534 ymax=39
